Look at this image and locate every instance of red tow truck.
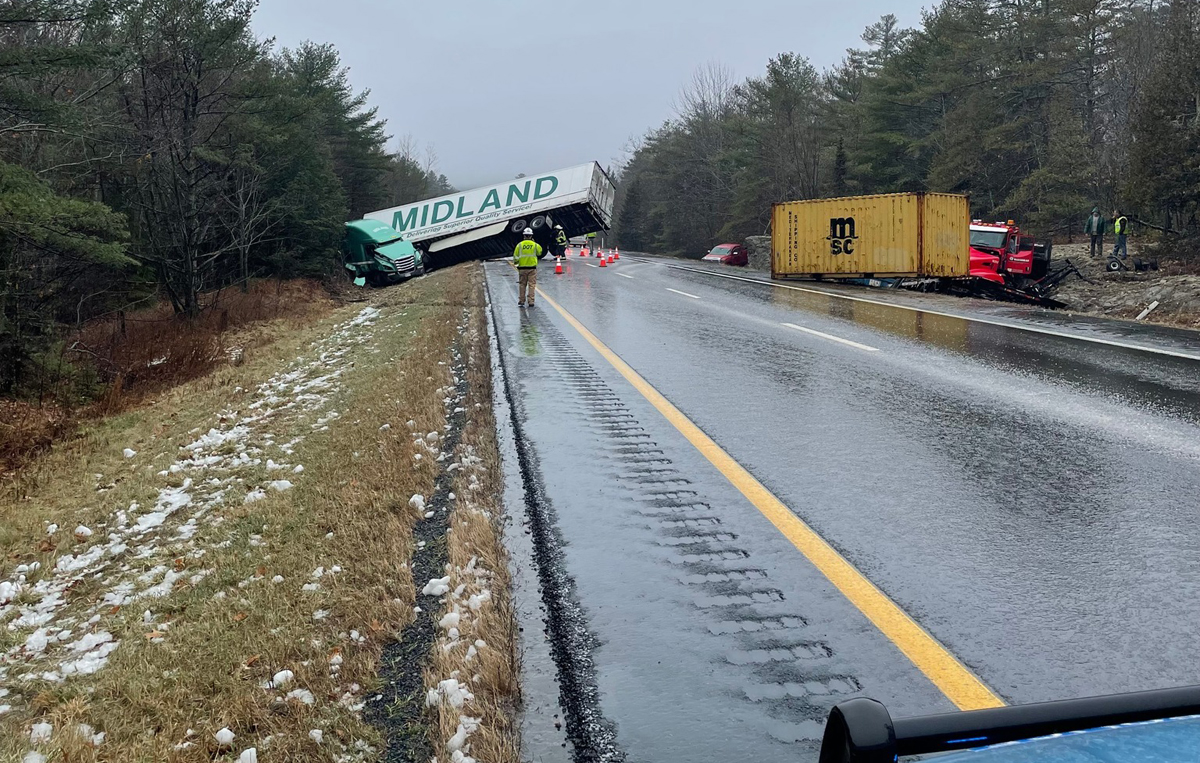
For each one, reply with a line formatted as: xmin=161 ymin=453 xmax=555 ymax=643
xmin=963 ymin=220 xmax=1079 ymax=306
xmin=969 ymin=220 xmax=1050 ymax=284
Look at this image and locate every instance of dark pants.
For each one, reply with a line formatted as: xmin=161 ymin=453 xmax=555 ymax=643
xmin=1089 ymin=234 xmax=1103 ymax=258
xmin=1113 ymin=234 xmax=1127 ymax=259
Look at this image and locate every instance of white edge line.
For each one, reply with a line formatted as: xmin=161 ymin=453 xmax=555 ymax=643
xmin=584 ymin=262 xmax=599 ymax=268
xmin=782 ymin=322 xmax=880 ymax=352
xmin=671 ymin=266 xmax=1200 ymax=363
xmin=617 ymin=272 xmax=634 ymax=279
xmin=666 ymin=288 xmax=700 ymax=299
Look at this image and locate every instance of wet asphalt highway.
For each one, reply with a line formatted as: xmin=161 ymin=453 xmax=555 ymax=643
xmin=484 ymin=255 xmax=1200 ymax=762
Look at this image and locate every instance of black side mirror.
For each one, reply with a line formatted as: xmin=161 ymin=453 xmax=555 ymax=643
xmin=818 ymin=698 xmax=896 ymax=763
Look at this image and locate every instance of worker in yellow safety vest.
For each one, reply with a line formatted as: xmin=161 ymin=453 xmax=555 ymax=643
xmin=1111 ymin=210 xmax=1129 ymax=260
xmin=553 ymin=225 xmax=568 ymax=258
xmin=513 ymin=227 xmax=542 ymax=308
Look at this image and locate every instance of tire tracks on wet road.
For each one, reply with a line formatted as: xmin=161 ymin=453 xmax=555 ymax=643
xmin=485 ymin=262 xmax=955 ymax=761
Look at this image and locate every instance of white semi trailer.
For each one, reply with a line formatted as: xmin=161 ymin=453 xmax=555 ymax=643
xmin=362 ymin=161 xmax=616 ymax=268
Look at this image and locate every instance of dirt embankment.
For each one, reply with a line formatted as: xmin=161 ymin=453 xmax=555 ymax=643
xmin=1047 ymin=243 xmax=1200 ymax=329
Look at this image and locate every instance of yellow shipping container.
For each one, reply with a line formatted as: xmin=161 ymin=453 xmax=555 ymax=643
xmin=771 ymin=192 xmax=969 ymax=279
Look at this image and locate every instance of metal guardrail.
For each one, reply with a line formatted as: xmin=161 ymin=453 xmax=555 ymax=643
xmin=818 ymin=685 xmax=1200 ymax=762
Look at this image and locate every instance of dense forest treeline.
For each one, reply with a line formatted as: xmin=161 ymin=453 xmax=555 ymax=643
xmin=614 ymin=0 xmax=1200 ymax=257
xmin=0 ymin=0 xmax=450 ymax=398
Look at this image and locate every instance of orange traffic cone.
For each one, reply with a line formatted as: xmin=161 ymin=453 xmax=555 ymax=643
xmin=614 ymin=248 xmax=620 ymax=260
xmin=598 ymin=254 xmax=607 ymax=268
xmin=581 ymin=247 xmax=588 ymax=257
xmin=554 ymin=258 xmax=563 ymax=275
xmin=607 ymin=254 xmax=614 ymax=264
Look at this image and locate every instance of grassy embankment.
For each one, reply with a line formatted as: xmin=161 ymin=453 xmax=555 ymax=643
xmin=2 ymin=280 xmax=334 ymax=475
xmin=0 ymin=264 xmax=517 ymax=763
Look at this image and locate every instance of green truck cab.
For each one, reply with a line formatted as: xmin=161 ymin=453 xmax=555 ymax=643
xmin=343 ymin=219 xmax=424 ymax=286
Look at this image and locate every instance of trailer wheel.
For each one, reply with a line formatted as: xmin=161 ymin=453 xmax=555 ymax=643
xmin=510 ymin=219 xmax=528 ymax=234
xmin=1106 ymin=258 xmax=1123 ymax=272
xmin=529 ymin=215 xmax=547 ymax=230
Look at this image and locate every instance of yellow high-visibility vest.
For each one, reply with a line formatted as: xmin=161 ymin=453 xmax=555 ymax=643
xmin=513 ymin=239 xmax=542 ymax=267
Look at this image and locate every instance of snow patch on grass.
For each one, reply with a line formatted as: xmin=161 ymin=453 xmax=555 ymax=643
xmin=0 ymin=306 xmax=386 ymax=713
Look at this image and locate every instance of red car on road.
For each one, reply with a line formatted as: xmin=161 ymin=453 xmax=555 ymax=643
xmin=702 ymin=243 xmax=748 ymax=266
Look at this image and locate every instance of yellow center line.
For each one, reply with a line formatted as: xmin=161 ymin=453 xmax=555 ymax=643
xmin=536 ymin=287 xmax=1005 ymax=712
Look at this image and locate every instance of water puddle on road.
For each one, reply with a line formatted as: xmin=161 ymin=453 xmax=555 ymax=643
xmin=768 ymin=286 xmax=972 ymax=352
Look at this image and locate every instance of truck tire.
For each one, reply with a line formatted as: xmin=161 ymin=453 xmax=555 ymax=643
xmin=510 ymin=219 xmax=528 ymax=234
xmin=529 ymin=215 xmax=547 ymax=230
xmin=1106 ymin=258 xmax=1123 ymax=272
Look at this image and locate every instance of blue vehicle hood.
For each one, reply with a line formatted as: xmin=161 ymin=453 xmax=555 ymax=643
xmin=936 ymin=715 xmax=1200 ymax=762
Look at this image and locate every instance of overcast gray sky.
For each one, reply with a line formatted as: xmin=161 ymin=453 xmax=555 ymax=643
xmin=252 ymin=0 xmax=929 ymax=190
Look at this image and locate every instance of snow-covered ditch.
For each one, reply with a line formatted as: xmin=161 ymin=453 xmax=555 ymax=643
xmin=0 ymin=307 xmax=385 ymax=756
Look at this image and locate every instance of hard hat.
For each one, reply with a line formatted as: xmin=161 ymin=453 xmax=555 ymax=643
xmin=555 ymin=224 xmax=563 ymax=229
xmin=522 ymin=227 xmax=533 ymax=236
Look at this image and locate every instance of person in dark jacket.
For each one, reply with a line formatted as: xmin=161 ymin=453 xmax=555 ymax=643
xmin=1084 ymin=207 xmax=1106 ymax=258
xmin=553 ymin=225 xmax=568 ymax=259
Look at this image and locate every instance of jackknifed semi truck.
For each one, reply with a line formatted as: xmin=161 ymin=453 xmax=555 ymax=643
xmin=342 ymin=219 xmax=424 ymax=286
xmin=358 ymin=161 xmax=616 ymax=274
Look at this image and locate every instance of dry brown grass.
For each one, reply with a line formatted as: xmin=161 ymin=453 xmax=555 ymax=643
xmin=0 ymin=280 xmax=336 ymax=479
xmin=0 ymin=401 xmax=74 ymax=474
xmin=424 ymin=277 xmax=520 ymax=763
xmin=0 ymin=267 xmax=512 ymax=762
xmin=75 ymin=279 xmax=335 ymax=412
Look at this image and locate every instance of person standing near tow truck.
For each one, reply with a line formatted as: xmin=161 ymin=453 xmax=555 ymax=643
xmin=513 ymin=227 xmax=542 ymax=308
xmin=1084 ymin=207 xmax=1106 ymax=258
xmin=1112 ymin=210 xmax=1130 ymax=260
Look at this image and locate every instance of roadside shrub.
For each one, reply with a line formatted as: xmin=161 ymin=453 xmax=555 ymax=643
xmin=0 ymin=400 xmax=73 ymax=474
xmin=0 ymin=279 xmax=333 ymax=473
xmin=1152 ymin=236 xmax=1200 ymax=275
xmin=72 ymin=279 xmax=331 ymax=410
